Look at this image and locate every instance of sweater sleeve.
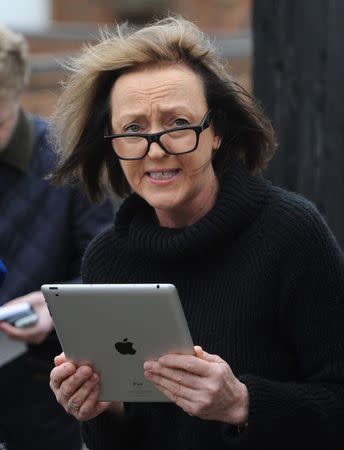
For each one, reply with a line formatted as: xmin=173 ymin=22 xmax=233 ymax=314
xmin=224 ymin=201 xmax=344 ymax=449
xmin=82 ymin=411 xmax=124 ymax=450
xmin=81 ymin=408 xmax=145 ymax=450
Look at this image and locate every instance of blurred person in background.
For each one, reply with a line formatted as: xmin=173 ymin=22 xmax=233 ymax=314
xmin=48 ymin=17 xmax=344 ymax=450
xmin=0 ymin=25 xmax=113 ymax=450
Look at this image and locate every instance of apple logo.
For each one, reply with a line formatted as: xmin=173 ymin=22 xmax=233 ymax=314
xmin=114 ymin=338 xmax=136 ymax=355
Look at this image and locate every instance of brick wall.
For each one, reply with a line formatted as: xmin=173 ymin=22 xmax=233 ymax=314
xmin=21 ymin=0 xmax=252 ymax=117
xmin=51 ymin=0 xmax=251 ymax=31
xmin=52 ymin=0 xmax=114 ymax=23
xmin=172 ymin=0 xmax=251 ymax=32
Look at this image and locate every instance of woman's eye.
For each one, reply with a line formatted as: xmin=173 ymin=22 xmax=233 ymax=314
xmin=125 ymin=124 xmax=141 ymax=133
xmin=174 ymin=118 xmax=189 ymax=127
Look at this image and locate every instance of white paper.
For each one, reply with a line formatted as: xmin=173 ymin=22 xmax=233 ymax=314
xmin=0 ymin=332 xmax=27 ymax=367
xmin=0 ymin=302 xmax=31 ymax=321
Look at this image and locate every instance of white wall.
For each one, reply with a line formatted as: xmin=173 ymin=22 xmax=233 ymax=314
xmin=0 ymin=0 xmax=52 ymax=30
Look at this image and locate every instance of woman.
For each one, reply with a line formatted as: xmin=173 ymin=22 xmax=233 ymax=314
xmin=49 ymin=17 xmax=344 ymax=450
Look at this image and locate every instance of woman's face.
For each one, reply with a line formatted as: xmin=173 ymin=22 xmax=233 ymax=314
xmin=109 ymin=65 xmax=221 ymax=227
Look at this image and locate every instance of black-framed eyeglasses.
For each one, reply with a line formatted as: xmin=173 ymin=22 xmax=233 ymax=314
xmin=104 ymin=109 xmax=213 ymax=160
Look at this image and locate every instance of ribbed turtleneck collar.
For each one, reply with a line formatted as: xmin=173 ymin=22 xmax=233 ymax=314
xmin=114 ymin=160 xmax=271 ymax=262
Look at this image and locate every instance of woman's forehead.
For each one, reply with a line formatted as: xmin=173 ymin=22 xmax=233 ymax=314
xmin=110 ymin=65 xmax=206 ymax=114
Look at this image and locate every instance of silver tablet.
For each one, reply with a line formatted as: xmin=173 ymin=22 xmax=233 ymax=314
xmin=41 ymin=283 xmax=194 ymax=402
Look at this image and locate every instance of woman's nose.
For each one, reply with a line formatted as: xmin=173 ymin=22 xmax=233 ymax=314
xmin=147 ymin=141 xmax=168 ymax=159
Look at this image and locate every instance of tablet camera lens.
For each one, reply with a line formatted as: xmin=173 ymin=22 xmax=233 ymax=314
xmin=157 ymin=285 xmax=160 ymax=289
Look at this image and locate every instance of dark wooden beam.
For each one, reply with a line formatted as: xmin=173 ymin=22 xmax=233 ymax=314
xmin=253 ymin=0 xmax=344 ymax=246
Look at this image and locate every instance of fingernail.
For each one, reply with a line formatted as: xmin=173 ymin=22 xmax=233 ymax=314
xmin=144 ymin=362 xmax=152 ymax=370
xmin=64 ymin=363 xmax=73 ymax=373
xmin=79 ymin=366 xmax=90 ymax=377
xmin=91 ymin=373 xmax=98 ymax=382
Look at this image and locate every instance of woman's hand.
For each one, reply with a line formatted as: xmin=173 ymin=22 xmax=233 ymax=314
xmin=50 ymin=353 xmax=123 ymax=421
xmin=0 ymin=291 xmax=53 ymax=344
xmin=144 ymin=346 xmax=249 ymax=425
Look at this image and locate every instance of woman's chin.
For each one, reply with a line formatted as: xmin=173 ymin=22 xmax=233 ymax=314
xmin=142 ymin=191 xmax=181 ymax=212
xmin=148 ymin=199 xmax=178 ymax=213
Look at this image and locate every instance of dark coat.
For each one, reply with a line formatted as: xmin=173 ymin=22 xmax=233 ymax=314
xmin=0 ymin=114 xmax=113 ymax=306
xmin=0 ymin=113 xmax=114 ymax=450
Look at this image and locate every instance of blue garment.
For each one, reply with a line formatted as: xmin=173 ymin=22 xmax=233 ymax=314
xmin=0 ymin=113 xmax=114 ymax=450
xmin=0 ymin=260 xmax=6 ymax=287
xmin=0 ymin=115 xmax=113 ymax=305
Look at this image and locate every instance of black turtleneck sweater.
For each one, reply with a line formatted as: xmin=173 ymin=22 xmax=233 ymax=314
xmin=81 ymin=161 xmax=344 ymax=450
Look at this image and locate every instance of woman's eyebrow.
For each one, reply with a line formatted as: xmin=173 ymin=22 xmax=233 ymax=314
xmin=115 ymin=112 xmax=146 ymax=122
xmin=113 ymin=106 xmax=195 ymax=126
xmin=158 ymin=106 xmax=193 ymax=115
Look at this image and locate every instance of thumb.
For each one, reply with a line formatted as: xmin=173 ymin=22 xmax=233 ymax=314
xmin=194 ymin=346 xmax=223 ymax=363
xmin=194 ymin=345 xmax=203 ymax=358
xmin=54 ymin=352 xmax=66 ymax=366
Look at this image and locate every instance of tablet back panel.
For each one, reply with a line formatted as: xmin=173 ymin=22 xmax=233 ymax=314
xmin=41 ymin=283 xmax=194 ymax=402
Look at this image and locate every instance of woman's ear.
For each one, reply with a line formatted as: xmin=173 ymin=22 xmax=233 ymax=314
xmin=213 ymin=135 xmax=222 ymax=151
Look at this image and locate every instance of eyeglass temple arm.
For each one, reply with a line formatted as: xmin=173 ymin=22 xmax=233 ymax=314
xmin=201 ymin=109 xmax=213 ymax=129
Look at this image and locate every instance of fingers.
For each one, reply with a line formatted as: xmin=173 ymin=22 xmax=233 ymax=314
xmin=15 ymin=291 xmax=44 ymax=304
xmin=49 ymin=361 xmax=113 ymax=421
xmin=0 ymin=297 xmax=53 ymax=344
xmin=0 ymin=321 xmax=29 ymax=341
xmin=1 ymin=296 xmax=26 ymax=306
xmin=61 ymin=365 xmax=94 ymax=398
xmin=50 ymin=362 xmax=77 ymax=391
xmin=0 ymin=321 xmax=15 ymax=334
xmin=198 ymin=350 xmax=223 ymax=364
xmin=193 ymin=345 xmax=224 ymax=363
xmin=145 ymin=369 xmax=197 ymax=402
xmin=157 ymin=353 xmax=219 ymax=377
xmin=50 ymin=363 xmax=101 ymax=420
xmin=147 ymin=371 xmax=205 ymax=419
xmin=145 ymin=347 xmax=224 ymax=380
xmin=194 ymin=345 xmax=204 ymax=358
xmin=157 ymin=385 xmax=195 ymax=415
xmin=145 ymin=348 xmax=240 ymax=422
xmin=66 ymin=373 xmax=99 ymax=417
xmin=54 ymin=352 xmax=66 ymax=366
xmin=74 ymin=384 xmax=109 ymax=421
xmin=6 ymin=291 xmax=44 ymax=307
xmin=144 ymin=361 xmax=202 ymax=390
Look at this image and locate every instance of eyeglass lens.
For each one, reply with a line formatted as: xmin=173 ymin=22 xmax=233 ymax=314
xmin=112 ymin=128 xmax=197 ymax=159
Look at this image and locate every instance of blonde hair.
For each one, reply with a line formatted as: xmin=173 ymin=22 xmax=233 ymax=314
xmin=51 ymin=16 xmax=276 ymax=201
xmin=0 ymin=25 xmax=29 ymax=97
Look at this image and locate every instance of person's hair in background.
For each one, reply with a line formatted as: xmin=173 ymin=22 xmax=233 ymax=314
xmin=0 ymin=25 xmax=30 ymax=152
xmin=50 ymin=16 xmax=277 ymax=201
xmin=0 ymin=25 xmax=29 ymax=98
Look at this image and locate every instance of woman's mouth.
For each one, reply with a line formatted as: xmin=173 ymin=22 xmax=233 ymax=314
xmin=147 ymin=169 xmax=180 ymax=181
